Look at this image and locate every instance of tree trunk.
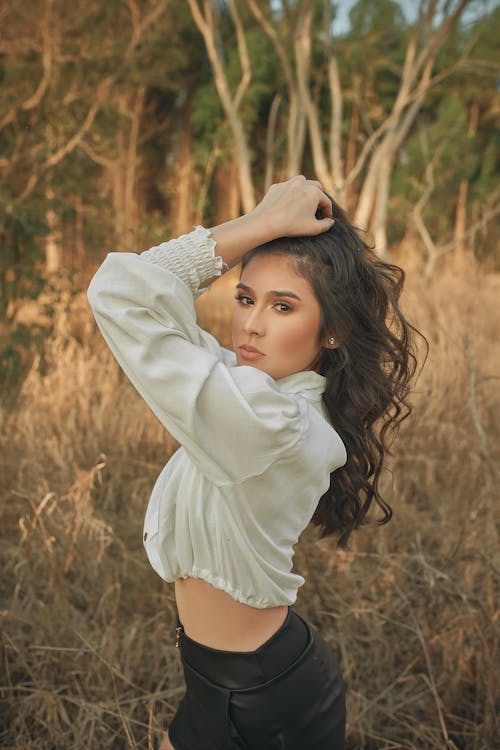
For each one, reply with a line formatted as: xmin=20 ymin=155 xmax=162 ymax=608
xmin=294 ymin=6 xmax=335 ymax=195
xmin=111 ymin=127 xmax=126 ymax=242
xmin=265 ymin=94 xmax=281 ymax=190
xmin=247 ymin=0 xmax=306 ymax=178
xmin=354 ymin=148 xmax=382 ymax=232
xmin=453 ymin=100 xmax=478 ymax=269
xmin=373 ymin=149 xmax=392 ymax=257
xmin=214 ymin=159 xmax=240 ymax=225
xmin=194 ymin=145 xmax=219 ymax=225
xmin=187 ymin=0 xmax=256 ymax=212
xmin=328 ymin=53 xmax=344 ymax=196
xmin=171 ymin=115 xmax=195 ymax=236
xmin=45 ymin=182 xmax=61 ymax=274
xmin=108 ymin=90 xmax=145 ymax=249
xmin=124 ymin=86 xmax=145 ymax=242
xmin=74 ymin=194 xmax=85 ymax=271
xmin=454 ymin=178 xmax=468 ymax=255
xmin=285 ymin=92 xmax=304 ymax=177
xmin=229 ymin=111 xmax=255 ymax=212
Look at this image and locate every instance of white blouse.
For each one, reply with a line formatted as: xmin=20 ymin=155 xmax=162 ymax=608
xmin=87 ymin=226 xmax=347 ymax=608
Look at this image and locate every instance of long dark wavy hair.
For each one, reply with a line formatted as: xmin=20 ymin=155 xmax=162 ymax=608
xmin=241 ymin=200 xmax=428 ymax=547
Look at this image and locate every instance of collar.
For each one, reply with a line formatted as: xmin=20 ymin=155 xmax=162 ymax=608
xmin=276 ymin=370 xmax=326 ymax=402
xmin=224 ymin=348 xmax=326 ymax=403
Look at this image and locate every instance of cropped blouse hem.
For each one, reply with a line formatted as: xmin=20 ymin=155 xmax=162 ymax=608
xmin=176 ymin=568 xmax=298 ymax=609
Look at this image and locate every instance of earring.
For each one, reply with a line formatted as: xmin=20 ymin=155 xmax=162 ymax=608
xmin=328 ymin=336 xmax=335 ymax=345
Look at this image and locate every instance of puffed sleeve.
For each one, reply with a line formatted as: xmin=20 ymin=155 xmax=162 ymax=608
xmin=87 ymin=227 xmax=308 ymax=486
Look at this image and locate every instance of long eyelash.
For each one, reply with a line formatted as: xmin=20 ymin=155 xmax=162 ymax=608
xmin=234 ymin=295 xmax=292 ymax=312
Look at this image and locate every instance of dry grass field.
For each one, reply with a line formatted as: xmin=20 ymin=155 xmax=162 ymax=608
xmin=1 ymin=261 xmax=499 ymax=749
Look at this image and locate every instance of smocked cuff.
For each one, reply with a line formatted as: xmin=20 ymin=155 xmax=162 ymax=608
xmin=139 ymin=225 xmax=228 ymax=297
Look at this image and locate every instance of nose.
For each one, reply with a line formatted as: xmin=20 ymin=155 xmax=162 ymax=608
xmin=242 ymin=306 xmax=265 ymax=336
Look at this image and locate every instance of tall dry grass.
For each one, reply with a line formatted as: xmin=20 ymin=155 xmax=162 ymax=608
xmin=1 ymin=263 xmax=499 ymax=749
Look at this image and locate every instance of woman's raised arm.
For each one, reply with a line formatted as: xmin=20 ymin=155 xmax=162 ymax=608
xmin=86 ymin=177 xmax=341 ymax=487
xmin=206 ymin=176 xmax=334 ymax=275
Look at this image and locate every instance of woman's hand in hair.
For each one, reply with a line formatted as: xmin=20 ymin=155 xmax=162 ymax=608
xmin=208 ymin=177 xmax=334 ymax=276
xmin=250 ymin=175 xmax=334 ymax=239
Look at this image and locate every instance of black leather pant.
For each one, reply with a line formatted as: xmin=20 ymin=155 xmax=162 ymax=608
xmin=168 ymin=606 xmax=345 ymax=749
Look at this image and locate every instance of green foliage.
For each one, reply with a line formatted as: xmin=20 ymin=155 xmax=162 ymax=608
xmin=348 ymin=0 xmax=406 ymax=37
xmin=1 ymin=0 xmax=498 ymax=391
xmin=1 ymin=204 xmax=47 ymax=310
xmin=390 ymin=5 xmax=500 ymax=261
xmin=192 ymin=82 xmax=225 ymax=143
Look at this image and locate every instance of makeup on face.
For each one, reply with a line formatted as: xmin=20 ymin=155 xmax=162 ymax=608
xmin=231 ymin=254 xmax=325 ymax=380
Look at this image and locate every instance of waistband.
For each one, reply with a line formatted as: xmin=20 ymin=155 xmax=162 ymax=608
xmin=175 ymin=606 xmax=312 ymax=690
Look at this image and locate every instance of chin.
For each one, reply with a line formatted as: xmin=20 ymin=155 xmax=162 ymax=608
xmin=238 ymin=358 xmax=273 ymax=377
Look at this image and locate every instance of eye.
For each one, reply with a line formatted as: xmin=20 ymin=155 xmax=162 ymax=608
xmin=234 ymin=294 xmax=254 ymax=305
xmin=274 ymin=302 xmax=292 ymax=312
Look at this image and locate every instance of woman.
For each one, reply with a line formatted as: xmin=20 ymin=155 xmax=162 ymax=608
xmin=87 ymin=176 xmax=423 ymax=749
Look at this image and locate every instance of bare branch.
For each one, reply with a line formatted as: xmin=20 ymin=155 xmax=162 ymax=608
xmin=247 ymin=0 xmax=293 ymax=90
xmin=194 ymin=145 xmax=220 ymax=224
xmin=125 ymin=86 xmax=146 ymax=225
xmin=10 ymin=0 xmax=172 ymax=204
xmin=344 ymin=119 xmax=389 ymax=188
xmin=436 ymin=203 xmax=500 ymax=255
xmin=430 ymin=0 xmax=473 ymax=52
xmin=247 ymin=0 xmax=306 ymax=173
xmin=125 ymin=0 xmax=170 ymax=59
xmin=391 ymin=33 xmax=419 ymax=114
xmin=413 ymin=184 xmax=437 ymax=262
xmin=227 ymin=0 xmax=252 ymax=112
xmin=4 ymin=0 xmax=167 ymax=125
xmin=127 ymin=0 xmax=140 ymax=30
xmin=412 ymin=127 xmax=499 ymax=276
xmin=411 ymin=0 xmax=472 ymax=87
xmin=43 ymin=79 xmax=113 ymax=171
xmin=353 ymin=77 xmax=374 ymax=136
xmin=16 ymin=173 xmax=39 ymax=204
xmin=21 ymin=7 xmax=52 ymax=111
xmin=411 ymin=128 xmax=449 ymax=271
xmin=347 ymin=0 xmax=475 ymax=192
xmin=80 ymin=141 xmax=116 ymax=169
xmin=0 ymin=0 xmax=54 ymax=129
xmin=16 ymin=76 xmax=115 ymax=203
xmin=187 ymin=0 xmax=256 ymax=210
xmin=295 ymin=3 xmax=335 ymax=193
xmin=186 ymin=0 xmax=208 ymax=34
xmin=0 ymin=110 xmax=16 ymax=132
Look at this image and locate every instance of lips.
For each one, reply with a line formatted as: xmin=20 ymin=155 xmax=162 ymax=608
xmin=238 ymin=345 xmax=265 ymax=361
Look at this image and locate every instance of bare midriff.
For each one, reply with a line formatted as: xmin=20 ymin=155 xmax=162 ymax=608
xmin=174 ymin=577 xmax=289 ymax=652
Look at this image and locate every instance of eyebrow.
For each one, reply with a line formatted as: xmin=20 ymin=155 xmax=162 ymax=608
xmin=235 ymin=282 xmax=302 ymax=301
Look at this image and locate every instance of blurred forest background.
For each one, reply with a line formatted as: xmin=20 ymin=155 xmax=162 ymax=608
xmin=1 ymin=0 xmax=499 ymax=748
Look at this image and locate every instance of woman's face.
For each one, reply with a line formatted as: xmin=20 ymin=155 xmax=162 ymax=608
xmin=231 ymin=253 xmax=326 ymax=380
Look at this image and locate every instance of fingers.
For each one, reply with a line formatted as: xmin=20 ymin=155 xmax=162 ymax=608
xmin=317 ymin=190 xmax=333 ymax=219
xmin=292 ymin=177 xmax=334 ymax=231
xmin=262 ymin=175 xmax=334 ymax=236
xmin=292 ymin=175 xmax=323 ymax=192
xmin=311 ymin=216 xmax=335 ymax=235
xmin=307 ymin=179 xmax=323 ymax=190
xmin=296 ymin=177 xmax=333 ymax=217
